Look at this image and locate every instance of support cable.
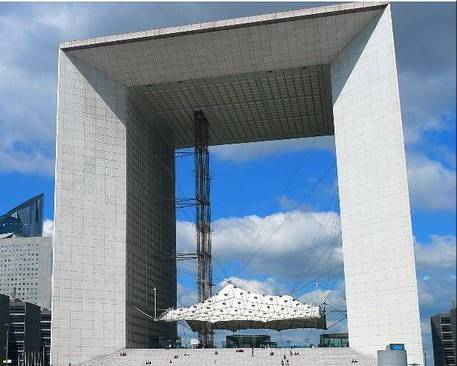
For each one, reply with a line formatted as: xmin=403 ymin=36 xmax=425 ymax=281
xmin=325 ymin=315 xmax=347 ymax=331
xmin=228 ymin=138 xmax=321 ymax=276
xmin=288 ymin=188 xmax=340 ymax=294
xmin=234 ymin=163 xmax=336 ymax=277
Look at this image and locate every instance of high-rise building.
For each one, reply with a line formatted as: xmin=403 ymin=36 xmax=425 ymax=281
xmin=0 ymin=237 xmax=52 ymax=309
xmin=41 ymin=309 xmax=51 ymax=366
xmin=452 ymin=307 xmax=457 ymax=362
xmin=0 ymin=295 xmax=51 ymax=366
xmin=7 ymin=299 xmax=42 ymax=366
xmin=0 ymin=194 xmax=44 ymax=237
xmin=0 ymin=294 xmax=9 ymax=363
xmin=431 ymin=308 xmax=457 ymax=366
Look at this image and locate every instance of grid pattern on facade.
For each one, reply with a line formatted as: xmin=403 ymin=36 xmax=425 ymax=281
xmin=0 ymin=237 xmax=52 ymax=309
xmin=52 ymin=52 xmax=128 ymax=362
xmin=131 ymin=65 xmax=333 ymax=148
xmin=126 ymin=94 xmax=177 ymax=348
xmin=330 ymin=6 xmax=423 ymax=364
xmin=63 ymin=4 xmax=383 ymax=89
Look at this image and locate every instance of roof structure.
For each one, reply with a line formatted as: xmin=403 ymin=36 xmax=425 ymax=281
xmin=60 ymin=2 xmax=387 ymax=148
xmin=160 ymin=283 xmax=326 ymax=332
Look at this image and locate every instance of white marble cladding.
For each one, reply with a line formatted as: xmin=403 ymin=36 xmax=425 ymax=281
xmin=125 ymin=95 xmax=177 ymax=348
xmin=331 ymin=5 xmax=423 ymax=365
xmin=66 ymin=7 xmax=383 ymax=86
xmin=60 ymin=2 xmax=386 ymax=50
xmin=52 ymin=51 xmax=128 ymax=365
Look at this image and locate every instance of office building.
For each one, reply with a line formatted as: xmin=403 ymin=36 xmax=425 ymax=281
xmin=0 ymin=194 xmax=44 ymax=237
xmin=7 ymin=299 xmax=42 ymax=366
xmin=432 ymin=308 xmax=457 ymax=366
xmin=0 ymin=294 xmax=9 ymax=363
xmin=452 ymin=307 xmax=457 ymax=360
xmin=0 ymin=295 xmax=51 ymax=366
xmin=0 ymin=236 xmax=52 ymax=309
xmin=53 ymin=3 xmax=423 ymax=365
xmin=41 ymin=309 xmax=51 ymax=366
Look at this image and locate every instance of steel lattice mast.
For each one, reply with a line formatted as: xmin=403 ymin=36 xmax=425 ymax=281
xmin=194 ymin=110 xmax=213 ymax=347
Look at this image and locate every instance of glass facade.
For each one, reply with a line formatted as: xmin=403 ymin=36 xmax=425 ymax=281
xmin=226 ymin=335 xmax=275 ymax=348
xmin=7 ymin=300 xmax=42 ymax=366
xmin=319 ymin=333 xmax=349 ymax=348
xmin=0 ymin=194 xmax=44 ymax=237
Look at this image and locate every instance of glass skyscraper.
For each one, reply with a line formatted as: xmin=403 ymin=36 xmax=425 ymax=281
xmin=0 ymin=194 xmax=44 ymax=237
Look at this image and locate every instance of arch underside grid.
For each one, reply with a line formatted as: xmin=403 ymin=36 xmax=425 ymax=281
xmin=130 ymin=64 xmax=334 ymax=148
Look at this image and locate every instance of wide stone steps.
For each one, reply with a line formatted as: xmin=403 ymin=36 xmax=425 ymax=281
xmin=78 ymin=347 xmax=377 ymax=366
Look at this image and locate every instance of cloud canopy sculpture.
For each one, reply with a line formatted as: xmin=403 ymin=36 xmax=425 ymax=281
xmin=160 ymin=283 xmax=326 ymax=332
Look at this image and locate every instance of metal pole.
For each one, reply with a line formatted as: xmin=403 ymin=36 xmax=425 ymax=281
xmin=153 ymin=288 xmax=157 ymax=321
xmin=4 ymin=323 xmax=9 ymax=364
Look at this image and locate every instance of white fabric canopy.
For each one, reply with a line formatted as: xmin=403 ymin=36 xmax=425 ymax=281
xmin=160 ymin=283 xmax=326 ymax=332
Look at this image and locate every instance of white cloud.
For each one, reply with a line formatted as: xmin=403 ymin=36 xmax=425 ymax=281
xmin=177 ymin=283 xmax=197 ymax=308
xmin=417 ymin=271 xmax=456 ymax=311
xmin=415 ymin=235 xmax=456 ymax=270
xmin=42 ymin=218 xmax=54 ymax=237
xmin=414 ymin=234 xmax=456 ymax=365
xmin=0 ymin=146 xmax=54 ymax=176
xmin=0 ymin=10 xmax=60 ymax=175
xmin=177 ymin=209 xmax=342 ymax=283
xmin=211 ymin=136 xmax=335 ymax=163
xmin=0 ymin=4 xmax=108 ymax=176
xmin=403 ymin=113 xmax=449 ymax=146
xmin=406 ymin=152 xmax=456 ymax=212
xmin=276 ymin=195 xmax=315 ymax=212
xmin=421 ymin=321 xmax=431 ymax=337
xmin=298 ymin=284 xmax=345 ymax=309
xmin=400 ymin=66 xmax=456 ymax=147
xmin=218 ymin=276 xmax=285 ymax=296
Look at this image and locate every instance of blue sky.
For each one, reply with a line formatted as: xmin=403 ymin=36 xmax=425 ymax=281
xmin=0 ymin=2 xmax=455 ymax=364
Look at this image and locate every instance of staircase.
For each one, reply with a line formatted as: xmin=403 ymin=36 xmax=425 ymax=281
xmin=78 ymin=347 xmax=377 ymax=366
